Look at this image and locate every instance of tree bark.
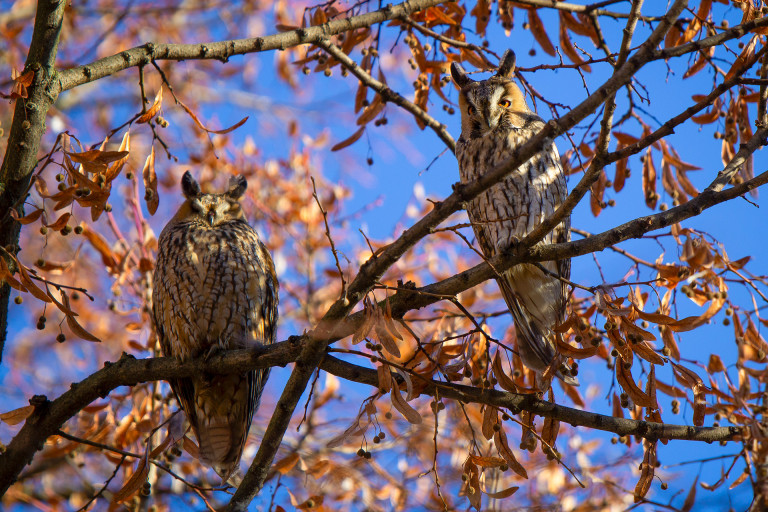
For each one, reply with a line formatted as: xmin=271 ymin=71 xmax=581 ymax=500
xmin=0 ymin=0 xmax=66 ymax=362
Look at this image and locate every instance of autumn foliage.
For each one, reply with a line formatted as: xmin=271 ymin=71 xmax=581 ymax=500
xmin=2 ymin=0 xmax=768 ymax=511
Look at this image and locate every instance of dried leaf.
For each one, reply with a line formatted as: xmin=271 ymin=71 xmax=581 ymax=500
xmin=492 ymin=352 xmax=518 ymax=392
xmin=481 ymin=406 xmax=498 ymax=440
xmin=725 ymin=34 xmax=757 ymax=81
xmin=45 ymin=212 xmax=71 ymax=231
xmin=559 ymin=21 xmax=591 ymax=71
xmin=468 ymin=453 xmax=506 ymax=468
xmin=10 ymin=208 xmax=44 ymax=225
xmin=137 ymin=88 xmax=163 ymax=124
xmin=494 ymin=428 xmax=528 ymax=479
xmin=357 ymin=95 xmax=384 ymax=126
xmin=616 ymin=359 xmax=652 ymax=407
xmin=485 ymin=485 xmax=519 ymax=499
xmin=528 ymin=8 xmax=556 ymax=56
xmin=642 ymin=148 xmax=657 ymax=208
xmin=377 ymin=364 xmax=392 ymax=393
xmin=15 ymin=260 xmax=51 ymax=303
xmin=113 ymin=453 xmax=149 ymax=503
xmin=390 ymin=385 xmax=422 ymax=424
xmin=177 ymin=97 xmax=249 ymax=134
xmin=0 ymin=404 xmax=34 ymax=425
xmin=274 ymin=453 xmax=300 ymax=475
xmin=66 ymin=314 xmax=101 ymax=342
xmin=142 ymin=147 xmax=158 ymax=216
xmin=634 ymin=441 xmax=656 ymax=502
xmin=331 ymin=127 xmax=365 ymax=152
xmin=352 ymin=303 xmax=375 ymax=344
xmin=681 ymin=475 xmax=698 ymax=511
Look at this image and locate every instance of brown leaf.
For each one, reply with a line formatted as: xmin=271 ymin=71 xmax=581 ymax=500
xmin=182 ymin=435 xmax=200 ymax=459
xmin=10 ymin=208 xmax=44 ymax=225
xmin=0 ymin=256 xmax=25 ymax=292
xmin=352 ymin=303 xmax=375 ymax=344
xmin=0 ymin=404 xmax=34 ymax=425
xmin=105 ymin=131 xmax=131 ymax=182
xmin=634 ymin=441 xmax=656 ymax=502
xmin=81 ymin=225 xmax=118 ymax=269
xmin=681 ymin=475 xmax=698 ymax=511
xmin=377 ymin=364 xmax=392 ymax=393
xmin=142 ymin=147 xmax=158 ymax=216
xmin=481 ymin=406 xmax=498 ymax=440
xmin=725 ymin=34 xmax=757 ymax=81
xmin=556 ymin=334 xmax=598 ymax=359
xmin=492 ymin=352 xmax=518 ymax=392
xmin=494 ymin=428 xmax=528 ymax=479
xmin=274 ymin=453 xmax=300 ymax=475
xmin=528 ymin=8 xmax=556 ymax=56
xmin=485 ymin=485 xmax=519 ymax=499
xmin=374 ymin=308 xmax=401 ymax=358
xmin=616 ymin=359 xmax=652 ymax=407
xmin=470 ymin=0 xmax=491 ymax=37
xmin=45 ymin=212 xmax=71 ymax=231
xmin=390 ymin=385 xmax=422 ymax=424
xmin=357 ymin=95 xmax=384 ymax=126
xmin=10 ymin=68 xmax=34 ymax=99
xmin=468 ymin=453 xmax=506 ymax=468
xmin=559 ymin=21 xmax=591 ymax=71
xmin=683 ymin=46 xmax=714 ymax=79
xmin=177 ymin=97 xmax=249 ymax=134
xmin=136 ymin=87 xmax=163 ymax=124
xmin=15 ymin=259 xmax=52 ymax=303
xmin=642 ymin=148 xmax=658 ymax=209
xmin=113 ymin=453 xmax=149 ymax=503
xmin=331 ymin=127 xmax=365 ymax=152
xmin=66 ymin=314 xmax=101 ymax=342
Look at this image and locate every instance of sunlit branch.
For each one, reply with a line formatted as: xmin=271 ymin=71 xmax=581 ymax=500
xmin=57 ymin=0 xmax=449 ymax=92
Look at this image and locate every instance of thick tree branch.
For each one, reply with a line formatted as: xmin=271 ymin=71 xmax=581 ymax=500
xmin=319 ymin=355 xmax=741 ymax=443
xmin=0 ymin=0 xmax=67 ymax=362
xmin=56 ymin=0 xmax=448 ymax=92
xmin=0 ymin=330 xmax=744 ymax=497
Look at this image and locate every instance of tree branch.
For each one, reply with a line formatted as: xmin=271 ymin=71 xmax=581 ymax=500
xmin=56 ymin=0 xmax=448 ymax=92
xmin=0 ymin=0 xmax=67 ymax=363
xmin=314 ymin=36 xmax=456 ymax=152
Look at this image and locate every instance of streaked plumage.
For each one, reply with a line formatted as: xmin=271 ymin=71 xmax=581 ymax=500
xmin=451 ymin=50 xmax=577 ymax=388
xmin=152 ymin=171 xmax=279 ymax=481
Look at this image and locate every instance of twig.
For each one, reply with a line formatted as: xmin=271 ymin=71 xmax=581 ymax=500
xmin=313 ymin=36 xmax=455 ymax=152
xmin=311 ymin=176 xmax=346 ymax=301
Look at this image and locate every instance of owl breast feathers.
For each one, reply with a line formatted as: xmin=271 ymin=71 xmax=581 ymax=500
xmin=451 ymin=50 xmax=577 ymax=389
xmin=152 ymin=171 xmax=279 ymax=482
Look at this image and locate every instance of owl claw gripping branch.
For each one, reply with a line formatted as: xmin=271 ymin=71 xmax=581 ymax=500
xmin=152 ymin=171 xmax=279 ymax=484
xmin=451 ymin=50 xmax=578 ymax=390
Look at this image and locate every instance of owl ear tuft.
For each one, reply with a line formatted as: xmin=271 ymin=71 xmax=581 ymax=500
xmin=495 ymin=50 xmax=516 ymax=79
xmin=227 ymin=175 xmax=248 ymax=199
xmin=450 ymin=62 xmax=472 ymax=88
xmin=181 ymin=171 xmax=201 ymax=199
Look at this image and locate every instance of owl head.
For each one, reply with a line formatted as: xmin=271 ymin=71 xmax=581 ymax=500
xmin=451 ymin=50 xmax=531 ymax=138
xmin=174 ymin=171 xmax=248 ymax=226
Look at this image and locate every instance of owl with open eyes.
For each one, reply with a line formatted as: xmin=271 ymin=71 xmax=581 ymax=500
xmin=152 ymin=171 xmax=279 ymax=482
xmin=451 ymin=50 xmax=577 ymax=389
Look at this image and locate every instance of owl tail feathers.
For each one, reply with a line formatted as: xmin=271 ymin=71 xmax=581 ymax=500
xmin=214 ymin=465 xmax=244 ymax=487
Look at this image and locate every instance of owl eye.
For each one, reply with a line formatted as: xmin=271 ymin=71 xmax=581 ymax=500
xmin=499 ymin=99 xmax=511 ymax=108
xmin=467 ymin=105 xmax=476 ymax=115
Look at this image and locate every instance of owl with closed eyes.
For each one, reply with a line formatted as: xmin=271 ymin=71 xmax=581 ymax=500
xmin=152 ymin=171 xmax=279 ymax=482
xmin=451 ymin=50 xmax=577 ymax=389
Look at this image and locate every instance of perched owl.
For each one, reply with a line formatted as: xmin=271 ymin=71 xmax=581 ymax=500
xmin=451 ymin=50 xmax=577 ymax=388
xmin=152 ymin=171 xmax=279 ymax=482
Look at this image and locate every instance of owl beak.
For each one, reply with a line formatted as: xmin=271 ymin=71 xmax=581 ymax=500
xmin=207 ymin=210 xmax=216 ymax=226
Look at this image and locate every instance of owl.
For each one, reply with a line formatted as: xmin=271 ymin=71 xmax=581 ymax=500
xmin=152 ymin=171 xmax=279 ymax=482
xmin=451 ymin=50 xmax=577 ymax=389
